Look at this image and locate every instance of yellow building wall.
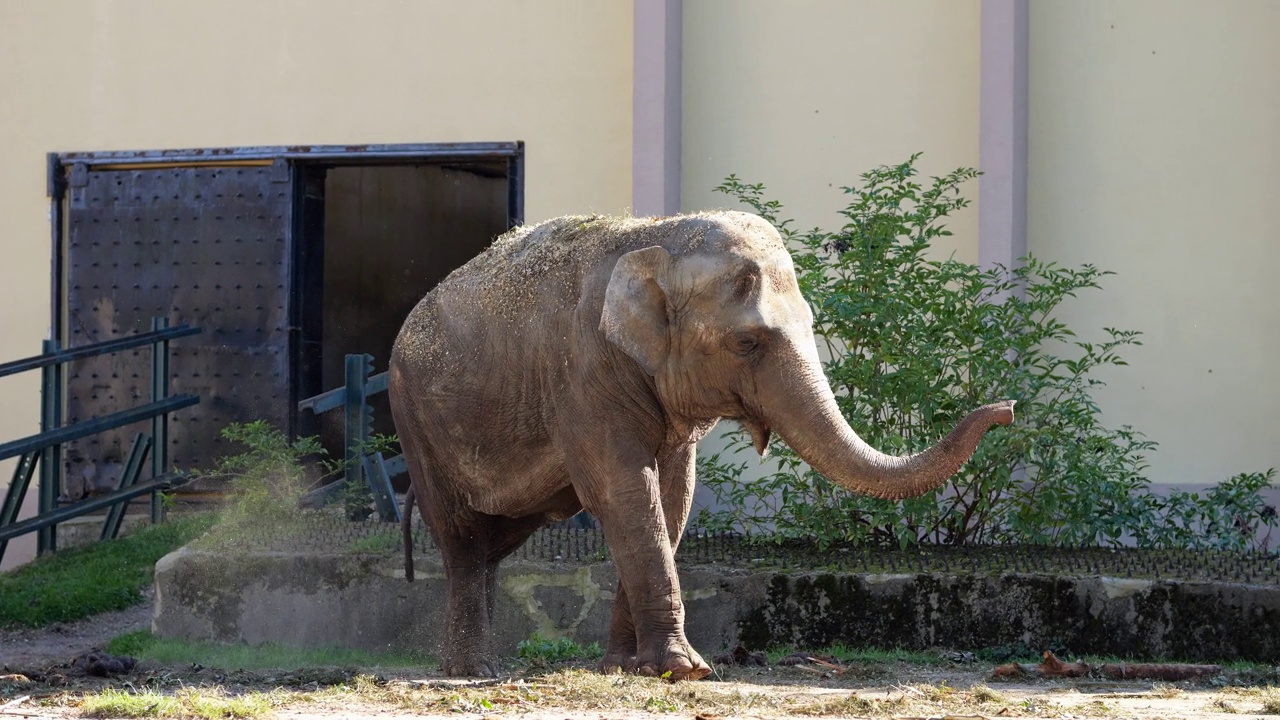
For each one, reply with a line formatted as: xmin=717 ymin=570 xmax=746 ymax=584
xmin=680 ymin=0 xmax=983 ymax=500
xmin=0 ymin=0 xmax=633 ymax=570
xmin=681 ymin=0 xmax=982 ymax=264
xmin=1028 ymin=1 xmax=1280 ymax=487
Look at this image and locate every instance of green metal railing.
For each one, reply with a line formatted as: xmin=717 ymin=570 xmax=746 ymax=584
xmin=0 ymin=318 xmax=200 ymax=563
xmin=297 ymin=354 xmax=402 ymax=522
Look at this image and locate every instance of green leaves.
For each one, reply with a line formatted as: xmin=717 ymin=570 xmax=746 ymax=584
xmin=698 ymin=155 xmax=1277 ymax=551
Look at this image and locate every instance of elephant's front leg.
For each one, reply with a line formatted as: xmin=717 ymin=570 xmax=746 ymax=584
xmin=600 ymin=445 xmax=699 ymax=674
xmin=571 ymin=442 xmax=709 ymax=681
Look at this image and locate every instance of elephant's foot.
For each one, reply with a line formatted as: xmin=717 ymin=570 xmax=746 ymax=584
xmin=633 ymin=640 xmax=711 ymax=681
xmin=598 ymin=652 xmax=636 ymax=674
xmin=441 ymin=652 xmax=500 ymax=678
xmin=598 ymin=633 xmax=638 ymax=675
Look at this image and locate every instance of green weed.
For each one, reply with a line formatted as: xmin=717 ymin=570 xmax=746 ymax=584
xmin=516 ymin=633 xmax=603 ymax=665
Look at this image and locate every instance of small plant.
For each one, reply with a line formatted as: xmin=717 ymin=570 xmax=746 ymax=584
xmin=696 ymin=155 xmax=1277 ymax=551
xmin=516 ymin=633 xmax=602 ymax=665
xmin=321 ymin=432 xmax=403 ymax=521
xmin=196 ymin=420 xmax=326 ymax=526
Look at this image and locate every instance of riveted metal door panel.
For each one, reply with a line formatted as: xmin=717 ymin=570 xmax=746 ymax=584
xmin=64 ymin=165 xmax=291 ymax=497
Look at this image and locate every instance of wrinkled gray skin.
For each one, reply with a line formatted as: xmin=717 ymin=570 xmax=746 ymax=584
xmin=389 ymin=211 xmax=1015 ymax=680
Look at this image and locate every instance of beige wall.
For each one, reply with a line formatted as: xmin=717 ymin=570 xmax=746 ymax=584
xmin=680 ymin=0 xmax=983 ymax=503
xmin=0 ymin=0 xmax=633 ymax=570
xmin=1028 ymin=0 xmax=1280 ymax=487
xmin=681 ymin=0 xmax=982 ymax=264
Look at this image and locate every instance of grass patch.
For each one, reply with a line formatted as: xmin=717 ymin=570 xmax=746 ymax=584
xmin=0 ymin=514 xmax=214 ymax=629
xmin=105 ymin=631 xmax=431 ymax=670
xmin=348 ymin=530 xmax=399 ymax=554
xmin=764 ymin=644 xmax=946 ymax=666
xmin=516 ymin=633 xmax=602 ymax=666
xmin=81 ymin=687 xmax=278 ymax=719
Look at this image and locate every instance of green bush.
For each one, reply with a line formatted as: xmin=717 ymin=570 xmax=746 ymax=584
xmin=695 ymin=154 xmax=1276 ymax=551
xmin=199 ymin=420 xmax=326 ymax=528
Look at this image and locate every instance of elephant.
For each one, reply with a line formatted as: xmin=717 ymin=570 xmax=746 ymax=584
xmin=388 ymin=211 xmax=1015 ymax=680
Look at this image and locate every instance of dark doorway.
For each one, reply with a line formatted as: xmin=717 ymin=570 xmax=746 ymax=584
xmin=50 ymin=144 xmax=523 ymax=499
xmin=314 ymin=163 xmax=509 ymax=448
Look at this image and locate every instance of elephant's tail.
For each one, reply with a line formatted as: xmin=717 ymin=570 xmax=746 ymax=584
xmin=402 ymin=484 xmax=416 ymax=583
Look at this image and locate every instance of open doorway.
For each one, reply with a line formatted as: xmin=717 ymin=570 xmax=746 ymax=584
xmin=302 ymin=162 xmax=512 ymax=461
xmin=51 ymin=143 xmax=522 ymax=498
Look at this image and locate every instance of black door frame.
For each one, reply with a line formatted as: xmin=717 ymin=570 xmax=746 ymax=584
xmin=47 ymin=142 xmax=525 ymax=439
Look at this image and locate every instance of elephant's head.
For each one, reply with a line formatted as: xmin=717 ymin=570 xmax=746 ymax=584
xmin=599 ymin=211 xmax=1014 ymax=500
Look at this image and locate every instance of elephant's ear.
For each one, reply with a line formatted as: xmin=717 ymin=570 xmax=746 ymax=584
xmin=600 ymin=246 xmax=673 ymax=375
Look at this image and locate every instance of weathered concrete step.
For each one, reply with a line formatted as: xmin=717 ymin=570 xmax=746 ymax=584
xmin=153 ymin=547 xmax=1280 ymax=663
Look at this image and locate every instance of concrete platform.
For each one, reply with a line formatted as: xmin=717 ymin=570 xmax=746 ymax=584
xmin=153 ymin=546 xmax=1280 ymax=662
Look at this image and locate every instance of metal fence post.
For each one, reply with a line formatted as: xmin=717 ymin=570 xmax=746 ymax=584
xmin=343 ymin=354 xmax=374 ymax=520
xmin=150 ymin=317 xmax=170 ymax=524
xmin=37 ymin=338 xmax=63 ymax=554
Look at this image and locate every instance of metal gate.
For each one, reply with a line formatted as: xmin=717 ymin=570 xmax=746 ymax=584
xmin=62 ymin=164 xmax=292 ymax=496
xmin=50 ymin=143 xmax=525 ymax=500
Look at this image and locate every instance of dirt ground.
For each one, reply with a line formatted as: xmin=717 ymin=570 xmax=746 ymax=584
xmin=2 ymin=593 xmax=1278 ymax=719
xmin=0 ymin=588 xmax=153 ymax=671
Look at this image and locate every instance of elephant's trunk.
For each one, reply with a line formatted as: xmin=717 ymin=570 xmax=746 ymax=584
xmin=753 ymin=342 xmax=1015 ymax=501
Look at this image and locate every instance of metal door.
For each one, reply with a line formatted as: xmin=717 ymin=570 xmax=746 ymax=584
xmin=62 ymin=164 xmax=292 ymax=497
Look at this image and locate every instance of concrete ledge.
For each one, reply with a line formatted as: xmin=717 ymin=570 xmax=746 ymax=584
xmin=154 ymin=547 xmax=1280 ymax=662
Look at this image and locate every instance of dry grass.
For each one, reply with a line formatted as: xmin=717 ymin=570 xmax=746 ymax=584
xmin=120 ymin=670 xmax=1021 ymax=719
xmin=50 ymin=662 xmax=1280 ymax=719
xmin=1259 ymin=686 xmax=1280 ymax=714
xmin=1211 ymin=697 xmax=1241 ymax=713
xmin=79 ymin=687 xmax=281 ymax=719
xmin=1150 ymin=682 xmax=1185 ymax=698
xmin=789 ymin=681 xmax=1023 ymax=718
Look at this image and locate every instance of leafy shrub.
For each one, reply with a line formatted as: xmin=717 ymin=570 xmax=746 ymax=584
xmin=194 ymin=420 xmax=327 ymax=537
xmin=695 ymin=154 xmax=1276 ymax=551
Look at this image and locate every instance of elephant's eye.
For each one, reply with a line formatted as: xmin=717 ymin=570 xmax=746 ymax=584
xmin=732 ymin=333 xmax=760 ymax=356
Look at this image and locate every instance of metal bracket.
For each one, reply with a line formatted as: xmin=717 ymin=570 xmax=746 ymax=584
xmin=270 ymin=158 xmax=290 ymax=183
xmin=68 ymin=164 xmax=89 ymax=189
xmin=363 ymin=452 xmax=402 ymax=523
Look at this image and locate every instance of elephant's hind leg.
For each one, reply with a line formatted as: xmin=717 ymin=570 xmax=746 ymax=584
xmin=482 ymin=514 xmax=549 ymax=629
xmin=433 ymin=510 xmax=548 ymax=677
xmin=401 ymin=444 xmax=501 ymax=676
xmin=431 ymin=510 xmax=501 ymax=678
